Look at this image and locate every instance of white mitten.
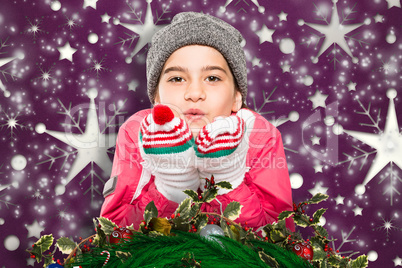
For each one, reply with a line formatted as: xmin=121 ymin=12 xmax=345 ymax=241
xmin=139 ymin=104 xmax=199 ymax=203
xmin=195 ymin=109 xmax=251 ymax=195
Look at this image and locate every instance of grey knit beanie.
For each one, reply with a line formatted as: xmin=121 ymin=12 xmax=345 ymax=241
xmin=146 ymin=12 xmax=247 ymax=104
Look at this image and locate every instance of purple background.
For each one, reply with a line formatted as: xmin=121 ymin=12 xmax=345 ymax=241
xmin=0 ymin=0 xmax=401 ymax=267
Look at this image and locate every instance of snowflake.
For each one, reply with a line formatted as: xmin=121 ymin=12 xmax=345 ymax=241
xmin=84 ymin=55 xmax=110 ymax=79
xmin=0 ymin=108 xmax=28 ymax=140
xmin=24 ymin=16 xmax=47 ymax=42
xmin=372 ymin=212 xmax=402 ymax=241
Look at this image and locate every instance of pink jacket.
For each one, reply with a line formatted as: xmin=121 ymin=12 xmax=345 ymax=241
xmin=100 ymin=108 xmax=295 ymax=231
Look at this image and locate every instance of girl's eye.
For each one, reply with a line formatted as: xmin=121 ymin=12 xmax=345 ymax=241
xmin=206 ymin=76 xmax=220 ymax=82
xmin=169 ymin=77 xmax=183 ymax=83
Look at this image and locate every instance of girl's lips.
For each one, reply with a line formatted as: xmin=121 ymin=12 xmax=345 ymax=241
xmin=184 ymin=109 xmax=206 ymax=121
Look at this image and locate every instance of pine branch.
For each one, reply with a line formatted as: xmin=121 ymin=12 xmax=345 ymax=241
xmin=355 ymin=99 xmax=382 ymax=132
xmin=101 ymin=99 xmax=128 ymax=134
xmin=313 ymin=2 xmax=329 ymax=24
xmin=37 ymin=146 xmax=77 ymax=170
xmin=57 ymin=98 xmax=84 ymax=134
xmin=154 ymin=4 xmax=171 ymax=24
xmin=340 ymin=3 xmax=357 ymax=24
xmin=300 ymin=34 xmax=325 ymax=49
xmin=251 ymin=87 xmax=278 ymax=114
xmin=0 ymin=193 xmax=18 ymax=209
xmin=378 ymin=162 xmax=402 ymax=206
xmin=0 ymin=66 xmax=19 ymax=82
xmin=0 ymin=37 xmax=10 ymax=55
xmin=126 ymin=1 xmax=143 ymax=24
xmin=345 ymin=32 xmax=369 ymax=48
xmin=327 ymin=44 xmax=343 ymax=70
xmin=115 ymin=32 xmax=138 ymax=48
xmin=331 ymin=226 xmax=359 ymax=257
xmin=337 ymin=145 xmax=377 ymax=170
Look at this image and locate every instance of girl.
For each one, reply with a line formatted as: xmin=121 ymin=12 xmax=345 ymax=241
xmin=100 ymin=12 xmax=294 ymax=231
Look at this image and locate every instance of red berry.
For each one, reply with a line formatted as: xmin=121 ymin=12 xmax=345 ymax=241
xmin=244 ymin=227 xmax=249 ymax=231
xmin=245 ymin=221 xmax=248 ymax=225
xmin=306 ymin=239 xmax=309 ymax=242
xmin=89 ymin=239 xmax=92 ymax=243
xmin=309 ymin=218 xmax=313 ymax=222
xmin=171 ymin=214 xmax=175 ymax=219
xmin=30 ymin=255 xmax=35 ymax=259
xmin=144 ymin=226 xmax=148 ymax=230
xmin=152 ymin=104 xmax=174 ymax=125
xmin=336 ymin=250 xmax=339 ymax=253
xmin=265 ymin=237 xmax=268 ymax=241
xmin=177 ymin=213 xmax=180 ymax=217
xmin=79 ymin=236 xmax=82 ymax=240
xmin=327 ymin=254 xmax=330 ymax=257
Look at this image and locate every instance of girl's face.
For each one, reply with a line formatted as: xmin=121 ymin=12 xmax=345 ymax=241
xmin=155 ymin=45 xmax=242 ymax=137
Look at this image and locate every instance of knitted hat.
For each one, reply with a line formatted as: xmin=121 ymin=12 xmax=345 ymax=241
xmin=146 ymin=12 xmax=248 ymax=104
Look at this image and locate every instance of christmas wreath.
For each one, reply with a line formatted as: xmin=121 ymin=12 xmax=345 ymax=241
xmin=27 ymin=178 xmax=368 ymax=268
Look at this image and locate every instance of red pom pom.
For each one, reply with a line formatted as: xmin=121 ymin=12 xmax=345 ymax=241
xmin=152 ymin=104 xmax=174 ymax=125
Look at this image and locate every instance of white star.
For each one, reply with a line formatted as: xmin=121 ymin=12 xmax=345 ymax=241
xmin=281 ymin=63 xmax=291 ymax=73
xmin=26 ymin=220 xmax=45 ymax=239
xmin=115 ymin=1 xmax=168 ymax=63
xmin=255 ymin=24 xmax=275 ymax=44
xmin=314 ymin=163 xmax=323 ymax=173
xmin=334 ymin=194 xmax=345 ymax=205
xmin=83 ymin=0 xmax=98 ymax=9
xmin=308 ymin=182 xmax=328 ymax=196
xmin=393 ymin=256 xmax=402 ymax=266
xmin=251 ymin=56 xmax=261 ymax=67
xmin=386 ymin=0 xmax=401 ymax=9
xmin=127 ymin=80 xmax=138 ymax=92
xmin=347 ymin=81 xmax=357 ymax=91
xmin=302 ymin=1 xmax=368 ymax=62
xmin=352 ymin=206 xmax=363 ymax=216
xmin=308 ymin=89 xmax=328 ymax=109
xmin=277 ymin=11 xmax=288 ymax=21
xmin=57 ymin=42 xmax=77 ymax=62
xmin=101 ymin=13 xmax=111 ymax=24
xmin=36 ymin=89 xmax=117 ymax=191
xmin=373 ymin=13 xmax=384 ymax=23
xmin=311 ymin=135 xmax=321 ymax=145
xmin=340 ymin=90 xmax=402 ymax=202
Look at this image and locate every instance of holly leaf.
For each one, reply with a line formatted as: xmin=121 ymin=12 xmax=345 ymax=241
xmin=215 ymin=181 xmax=232 ymax=190
xmin=203 ymin=188 xmax=218 ymax=203
xmin=312 ymin=208 xmax=327 ymax=225
xmin=150 ymin=217 xmax=171 ymax=236
xmin=183 ymin=189 xmax=202 ymax=203
xmin=293 ymin=214 xmax=310 ymax=228
xmin=144 ymin=201 xmax=158 ymax=225
xmin=311 ymin=238 xmax=326 ymax=261
xmin=56 ymin=237 xmax=77 ymax=255
xmin=98 ymin=217 xmax=118 ymax=236
xmin=28 ymin=234 xmax=54 ymax=263
xmin=116 ymin=251 xmax=132 ymax=264
xmin=223 ymin=201 xmax=242 ymax=221
xmin=43 ymin=254 xmax=54 ymax=267
xmin=315 ymin=225 xmax=329 ymax=238
xmin=259 ymin=251 xmax=279 ymax=268
xmin=174 ymin=197 xmax=192 ymax=219
xmin=270 ymin=229 xmax=286 ymax=243
xmin=195 ymin=214 xmax=208 ymax=233
xmin=189 ymin=203 xmax=201 ymax=219
xmin=350 ymin=255 xmax=368 ymax=268
xmin=221 ymin=220 xmax=236 ymax=240
xmin=319 ymin=260 xmax=329 ymax=268
xmin=278 ymin=210 xmax=295 ymax=221
xmin=307 ymin=193 xmax=328 ymax=205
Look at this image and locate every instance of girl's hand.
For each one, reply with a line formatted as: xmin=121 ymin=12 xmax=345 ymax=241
xmin=194 ymin=109 xmax=251 ymax=194
xmin=139 ymin=104 xmax=199 ymax=203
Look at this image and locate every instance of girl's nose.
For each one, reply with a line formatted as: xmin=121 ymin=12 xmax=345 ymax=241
xmin=184 ymin=81 xmax=206 ymax=102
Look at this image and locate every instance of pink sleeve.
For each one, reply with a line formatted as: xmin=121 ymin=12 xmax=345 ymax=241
xmin=245 ymin=113 xmax=295 ymax=231
xmin=100 ymin=109 xmax=179 ymax=227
